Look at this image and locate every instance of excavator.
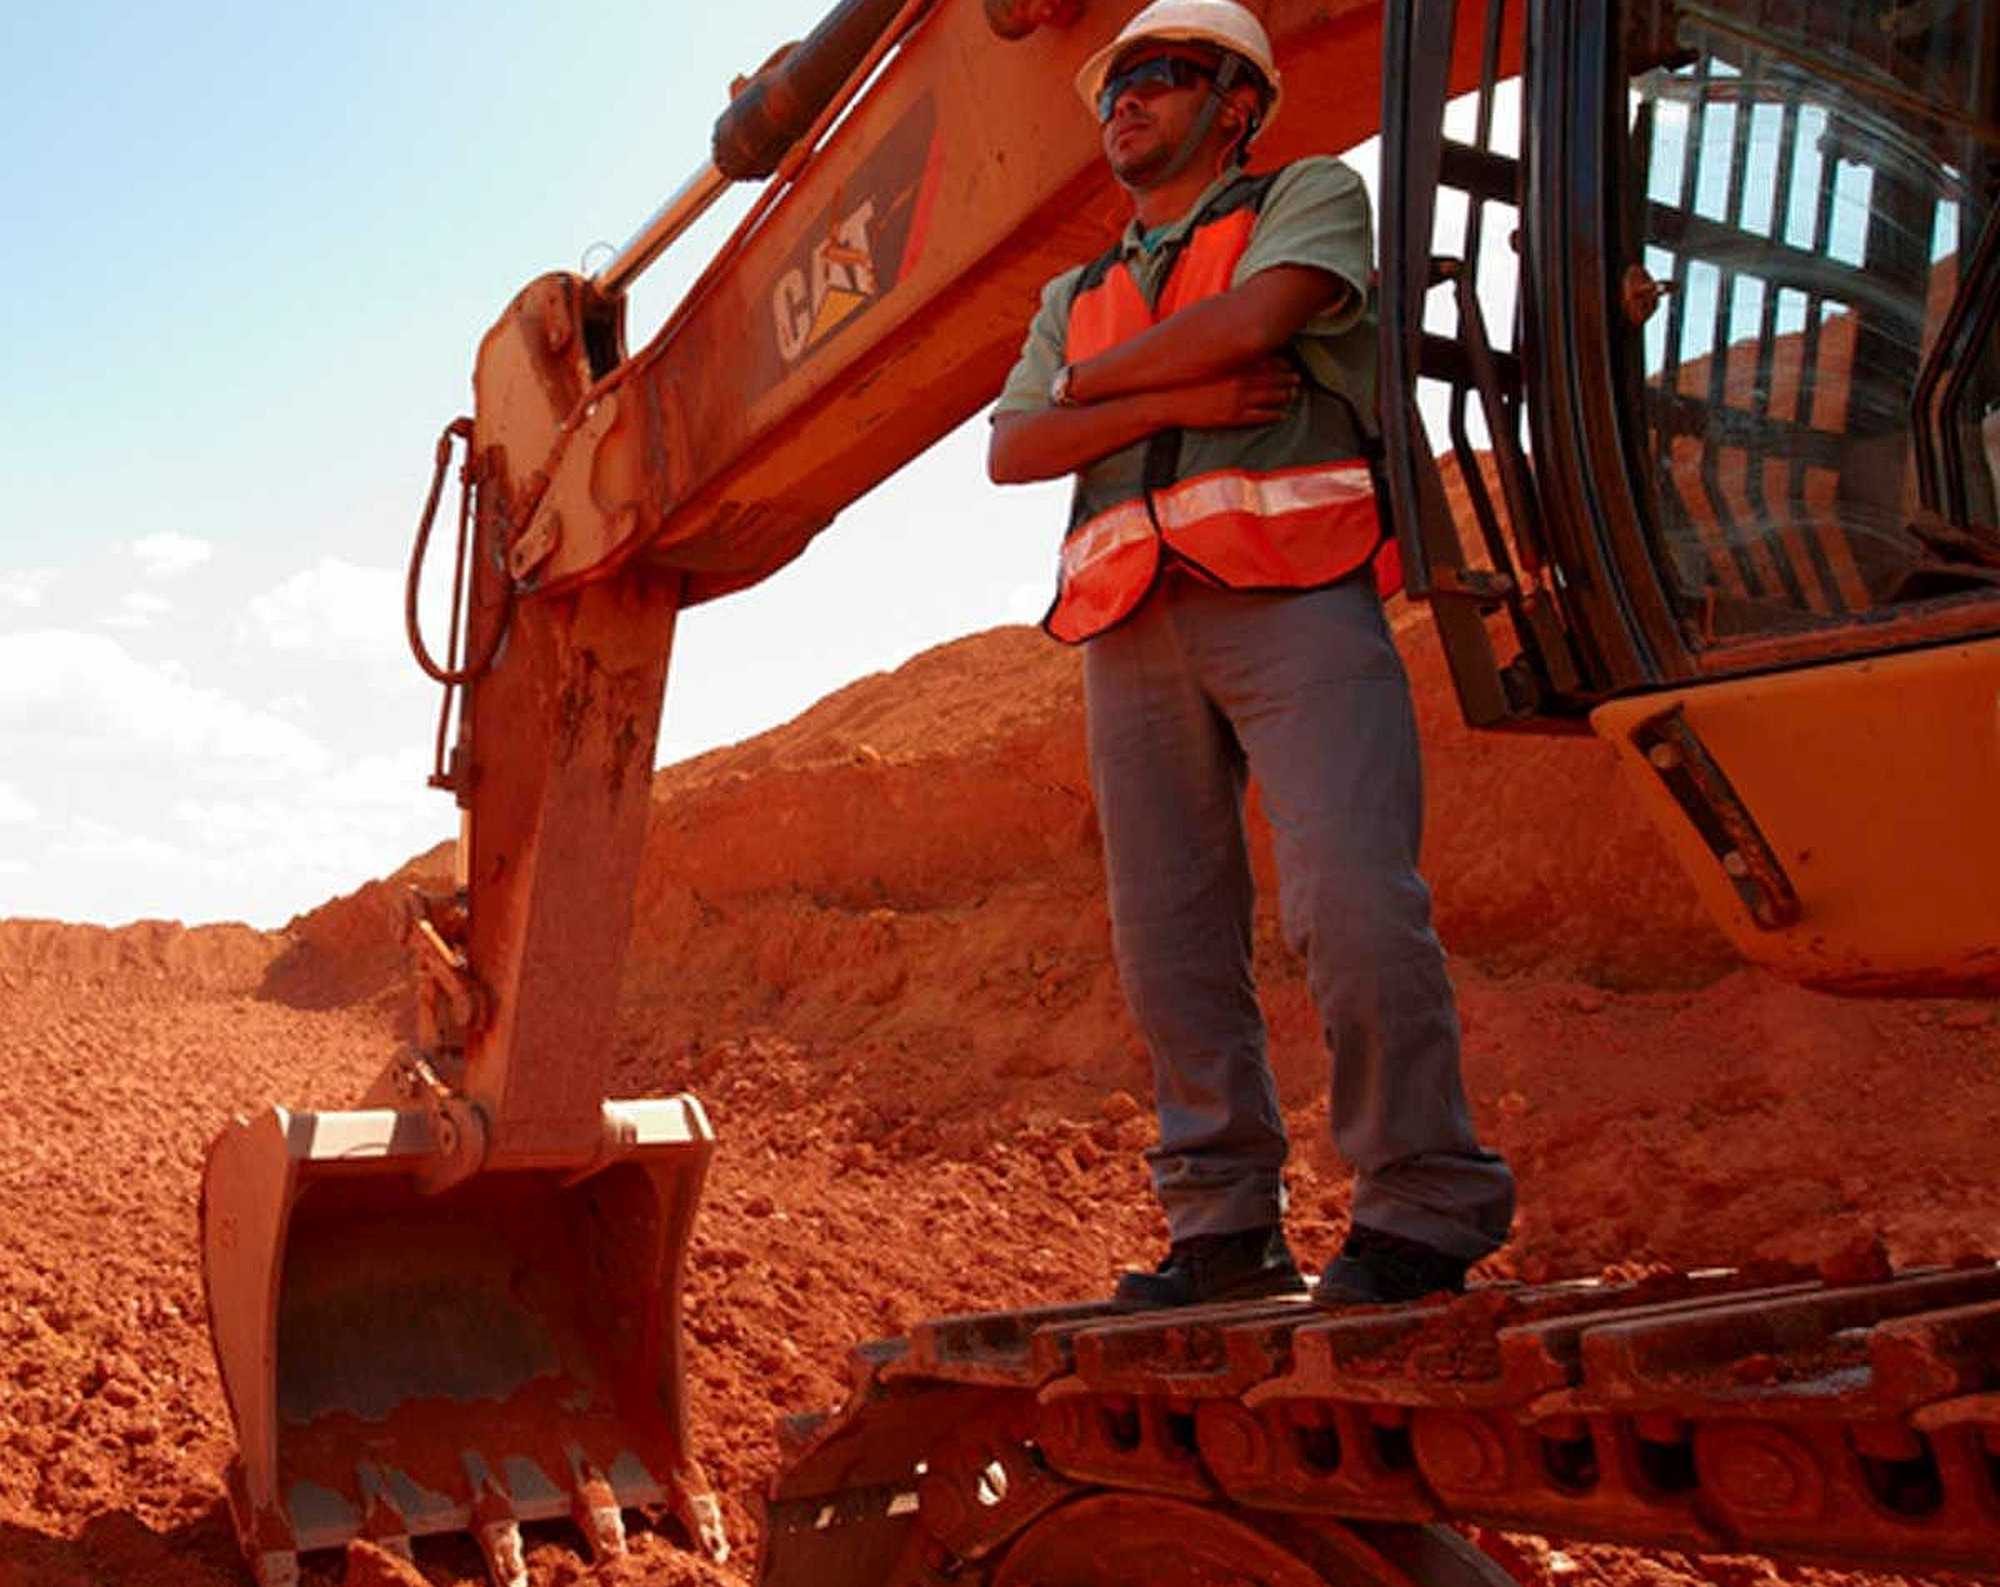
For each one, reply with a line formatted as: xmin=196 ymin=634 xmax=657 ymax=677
xmin=198 ymin=0 xmax=2000 ymax=1582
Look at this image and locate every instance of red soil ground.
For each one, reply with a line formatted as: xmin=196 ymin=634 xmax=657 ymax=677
xmin=1 ymin=612 xmax=1994 ymax=1587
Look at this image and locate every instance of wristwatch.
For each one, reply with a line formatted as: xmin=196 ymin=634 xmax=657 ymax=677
xmin=1049 ymin=362 xmax=1079 ymax=408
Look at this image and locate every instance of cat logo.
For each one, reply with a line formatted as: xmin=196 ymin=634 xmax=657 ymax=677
xmin=752 ymin=95 xmax=939 ymax=392
xmin=772 ymin=199 xmax=879 ymax=365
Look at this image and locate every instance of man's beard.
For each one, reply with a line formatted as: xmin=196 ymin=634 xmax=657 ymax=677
xmin=1109 ymin=130 xmax=1174 ymax=188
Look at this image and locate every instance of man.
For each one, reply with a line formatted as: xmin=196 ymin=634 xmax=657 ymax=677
xmin=989 ymin=0 xmax=1514 ymax=1309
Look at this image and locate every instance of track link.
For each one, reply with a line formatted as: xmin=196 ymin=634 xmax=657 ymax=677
xmin=760 ymin=1264 xmax=2000 ymax=1584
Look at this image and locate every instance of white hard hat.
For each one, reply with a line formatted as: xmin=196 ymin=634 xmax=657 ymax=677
xmin=1074 ymin=0 xmax=1282 ymax=136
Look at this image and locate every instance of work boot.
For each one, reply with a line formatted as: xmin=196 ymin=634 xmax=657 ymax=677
xmin=1311 ymin=1224 xmax=1472 ymax=1308
xmin=1111 ymin=1226 xmax=1306 ymax=1310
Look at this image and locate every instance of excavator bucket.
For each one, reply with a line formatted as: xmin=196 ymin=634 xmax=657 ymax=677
xmin=200 ymin=1098 xmax=724 ymax=1586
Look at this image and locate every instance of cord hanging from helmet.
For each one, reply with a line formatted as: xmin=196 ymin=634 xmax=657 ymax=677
xmin=1144 ymin=53 xmax=1257 ymax=186
xmin=1219 ymin=56 xmax=1266 ymax=166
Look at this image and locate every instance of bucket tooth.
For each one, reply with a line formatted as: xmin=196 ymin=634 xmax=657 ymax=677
xmin=355 ymin=1465 xmax=414 ymax=1560
xmin=466 ymin=1464 xmax=529 ymax=1587
xmin=567 ymin=1454 xmax=629 ymax=1561
xmin=679 ymin=1485 xmax=730 ymax=1563
xmin=244 ymin=1496 xmax=300 ymax=1587
xmin=251 ymin=1551 xmax=300 ymax=1587
xmin=474 ymin=1518 xmax=528 ymax=1587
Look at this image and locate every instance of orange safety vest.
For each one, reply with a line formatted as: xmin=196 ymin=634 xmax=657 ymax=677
xmin=1044 ymin=169 xmax=1400 ymax=645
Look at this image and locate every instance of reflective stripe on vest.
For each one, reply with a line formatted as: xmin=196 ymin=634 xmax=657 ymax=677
xmin=1045 ymin=175 xmax=1393 ymax=646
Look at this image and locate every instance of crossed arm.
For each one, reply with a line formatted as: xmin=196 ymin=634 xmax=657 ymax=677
xmin=987 ymin=263 xmax=1351 ymax=485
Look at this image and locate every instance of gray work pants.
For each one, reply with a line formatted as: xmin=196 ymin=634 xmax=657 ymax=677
xmin=1083 ymin=573 xmax=1515 ymax=1262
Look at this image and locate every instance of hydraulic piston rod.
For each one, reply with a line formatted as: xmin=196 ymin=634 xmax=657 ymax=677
xmin=592 ymin=163 xmax=732 ymax=298
xmin=592 ymin=0 xmax=910 ymax=297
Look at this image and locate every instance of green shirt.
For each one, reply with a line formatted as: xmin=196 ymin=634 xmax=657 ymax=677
xmin=993 ymin=155 xmax=1377 ymax=423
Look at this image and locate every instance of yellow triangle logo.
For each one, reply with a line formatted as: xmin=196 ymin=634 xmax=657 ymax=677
xmin=807 ymin=286 xmax=867 ymax=347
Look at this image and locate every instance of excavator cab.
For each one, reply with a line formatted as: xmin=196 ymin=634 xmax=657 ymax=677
xmin=1380 ymin=0 xmax=2000 ymax=988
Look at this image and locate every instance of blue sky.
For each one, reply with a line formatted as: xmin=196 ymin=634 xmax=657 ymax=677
xmin=0 ymin=1 xmax=1068 ymax=926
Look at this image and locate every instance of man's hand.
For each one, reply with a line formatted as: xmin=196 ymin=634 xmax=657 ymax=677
xmin=1068 ymin=264 xmax=1348 ymax=405
xmin=988 ymin=264 xmax=1344 ymax=484
xmin=1167 ymin=358 xmax=1300 ymax=430
xmin=989 ymin=357 xmax=1301 ymax=483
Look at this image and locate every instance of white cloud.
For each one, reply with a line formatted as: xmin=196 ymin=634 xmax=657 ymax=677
xmin=0 ymin=569 xmax=56 ymax=610
xmin=0 ymin=627 xmax=445 ymax=926
xmin=0 ymin=628 xmax=328 ymax=779
xmin=48 ymin=818 xmax=187 ymax=871
xmin=242 ymin=558 xmax=404 ymax=662
xmin=131 ymin=531 xmax=215 ymax=579
xmin=169 ymin=784 xmax=435 ymax=903
xmin=100 ymin=589 xmax=174 ymax=631
xmin=169 ymin=751 xmax=422 ymax=833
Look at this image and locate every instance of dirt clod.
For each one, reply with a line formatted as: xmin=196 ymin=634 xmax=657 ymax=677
xmin=343 ymin=1540 xmax=429 ymax=1587
xmin=1100 ymin=1089 xmax=1143 ymax=1124
xmin=1819 ymin=1233 xmax=1895 ymax=1288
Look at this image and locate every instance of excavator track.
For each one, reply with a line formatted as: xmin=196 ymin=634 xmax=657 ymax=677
xmin=760 ymin=1265 xmax=2000 ymax=1585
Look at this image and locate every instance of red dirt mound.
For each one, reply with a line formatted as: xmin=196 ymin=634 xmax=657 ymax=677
xmin=256 ymin=845 xmax=455 ymax=1013
xmin=0 ymin=919 xmax=278 ymax=996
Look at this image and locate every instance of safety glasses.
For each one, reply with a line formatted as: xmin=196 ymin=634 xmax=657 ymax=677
xmin=1096 ymin=55 xmax=1217 ymax=122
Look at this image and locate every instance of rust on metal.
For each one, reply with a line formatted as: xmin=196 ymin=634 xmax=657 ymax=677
xmin=1057 ymin=1296 xmax=1313 ymax=1399
xmin=1497 ymin=1279 xmax=1821 ymax=1407
xmin=985 ymin=1493 xmax=1354 ymax=1587
xmin=1630 ymin=707 xmax=1801 ymax=931
xmin=507 ymin=507 xmax=561 ymax=582
xmin=201 ymin=1098 xmax=717 ymax=1582
xmin=913 ymin=1405 xmax=1079 ymax=1563
xmin=885 ymin=1300 xmax=1120 ymax=1387
xmin=1242 ymin=1277 xmax=1806 ymax=1409
xmin=1198 ymin=1397 xmax=1437 ymax=1522
xmin=1565 ymin=1268 xmax=2000 ymax=1416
